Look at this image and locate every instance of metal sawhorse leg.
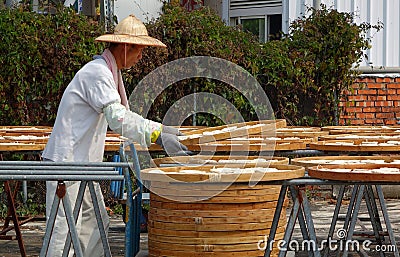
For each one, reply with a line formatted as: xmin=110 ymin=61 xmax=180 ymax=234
xmin=324 ymin=184 xmax=399 ymax=257
xmin=1 ymin=181 xmax=27 ymax=257
xmin=265 ymin=184 xmax=321 ymax=257
xmin=0 ymin=161 xmax=124 ymax=257
xmin=40 ymin=180 xmax=112 ymax=257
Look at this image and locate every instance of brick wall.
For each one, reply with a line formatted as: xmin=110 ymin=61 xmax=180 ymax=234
xmin=339 ymin=75 xmax=400 ymax=125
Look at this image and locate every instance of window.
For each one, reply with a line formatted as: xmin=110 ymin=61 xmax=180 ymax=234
xmin=241 ymin=18 xmax=266 ymax=42
xmin=268 ymin=14 xmax=282 ymax=40
xmin=231 ymin=14 xmax=282 ymax=42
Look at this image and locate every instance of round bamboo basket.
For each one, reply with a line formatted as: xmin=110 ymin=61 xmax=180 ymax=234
xmin=152 ymin=155 xmax=289 ymax=167
xmin=142 ymin=164 xmax=305 ymax=257
xmin=141 ymin=163 xmax=305 ymax=184
xmin=308 ymin=163 xmax=400 ymax=182
xmin=148 ymin=182 xmax=286 ymax=257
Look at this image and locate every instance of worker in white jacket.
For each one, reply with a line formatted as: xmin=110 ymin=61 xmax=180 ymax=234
xmin=42 ymin=14 xmax=187 ymax=257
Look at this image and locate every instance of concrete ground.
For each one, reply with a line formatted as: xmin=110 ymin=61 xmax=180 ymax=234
xmin=1 ymin=199 xmax=400 ymax=257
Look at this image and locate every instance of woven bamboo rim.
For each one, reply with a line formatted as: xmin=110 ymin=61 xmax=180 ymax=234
xmin=141 ymin=163 xmax=305 ymax=183
xmin=308 ymin=163 xmax=400 ymax=182
xmin=292 ymin=155 xmax=400 ymax=168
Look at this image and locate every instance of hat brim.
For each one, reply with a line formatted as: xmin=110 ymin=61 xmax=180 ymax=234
xmin=95 ymin=34 xmax=166 ymax=48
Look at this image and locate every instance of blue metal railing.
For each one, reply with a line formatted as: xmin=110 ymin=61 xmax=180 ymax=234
xmin=118 ymin=143 xmax=142 ymax=257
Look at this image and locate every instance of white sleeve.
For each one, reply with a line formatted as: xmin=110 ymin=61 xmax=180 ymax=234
xmin=103 ymin=102 xmax=162 ymax=147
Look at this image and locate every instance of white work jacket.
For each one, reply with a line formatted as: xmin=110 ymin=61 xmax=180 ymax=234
xmin=42 ymin=58 xmax=157 ymax=162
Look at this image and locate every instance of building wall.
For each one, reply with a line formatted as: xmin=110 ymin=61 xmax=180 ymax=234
xmin=340 ymin=75 xmax=400 ymax=125
xmin=113 ymin=0 xmax=163 ymax=23
xmin=228 ymin=0 xmax=282 ymax=18
xmin=204 ymin=0 xmax=223 ymax=17
xmin=285 ymin=0 xmax=400 ymax=68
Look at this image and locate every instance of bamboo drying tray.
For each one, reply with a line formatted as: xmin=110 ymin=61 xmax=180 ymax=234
xmin=0 ymin=142 xmax=46 ymax=151
xmin=141 ymin=163 xmax=305 ymax=183
xmin=0 ymin=141 xmax=161 ymax=153
xmin=0 ymin=138 xmax=161 ymax=153
xmin=276 ymin=126 xmax=329 ymax=139
xmin=152 ymin=155 xmax=289 ymax=167
xmin=182 ymin=119 xmax=287 ymax=136
xmin=179 ymin=119 xmax=287 ymax=145
xmin=226 ymin=135 xmax=318 ymax=145
xmin=308 ymin=163 xmax=400 ymax=182
xmin=318 ymin=134 xmax=400 ymax=141
xmin=240 ymin=136 xmax=314 ymax=144
xmin=191 ymin=140 xmax=307 ymax=152
xmin=309 ymin=139 xmax=400 ymax=152
xmin=0 ymin=126 xmax=52 ymax=134
xmin=321 ymin=125 xmax=400 ymax=135
xmin=274 ymin=135 xmax=320 ymax=144
xmin=2 ymin=134 xmax=49 ymax=143
xmin=291 ymin=155 xmax=400 ymax=168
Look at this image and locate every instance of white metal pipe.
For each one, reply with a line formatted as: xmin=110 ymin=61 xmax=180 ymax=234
xmin=0 ymin=161 xmax=130 ymax=167
xmin=355 ymin=66 xmax=400 ymax=74
xmin=0 ymin=175 xmax=124 ymax=181
xmin=0 ymin=170 xmax=119 ymax=175
xmin=282 ymin=0 xmax=289 ymax=34
xmin=313 ymin=0 xmax=321 ymax=9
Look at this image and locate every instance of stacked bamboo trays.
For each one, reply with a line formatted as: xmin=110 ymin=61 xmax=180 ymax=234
xmin=309 ymin=139 xmax=400 ymax=152
xmin=0 ymin=126 xmax=52 ymax=151
xmin=142 ymin=163 xmax=305 ymax=257
xmin=310 ymin=125 xmax=400 ymax=152
xmin=179 ymin=119 xmax=288 ymax=145
xmin=0 ymin=126 xmax=121 ymax=151
xmin=0 ymin=127 xmax=161 ymax=152
xmin=179 ymin=120 xmax=322 ymax=152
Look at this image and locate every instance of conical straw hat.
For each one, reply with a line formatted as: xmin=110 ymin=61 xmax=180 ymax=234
xmin=96 ymin=14 xmax=166 ymax=47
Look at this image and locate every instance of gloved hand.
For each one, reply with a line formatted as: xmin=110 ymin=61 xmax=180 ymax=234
xmin=162 ymin=125 xmax=185 ymax=136
xmin=155 ymin=132 xmax=189 ymax=156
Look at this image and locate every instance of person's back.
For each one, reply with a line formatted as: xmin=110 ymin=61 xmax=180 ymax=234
xmin=43 ymin=58 xmax=118 ymax=163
